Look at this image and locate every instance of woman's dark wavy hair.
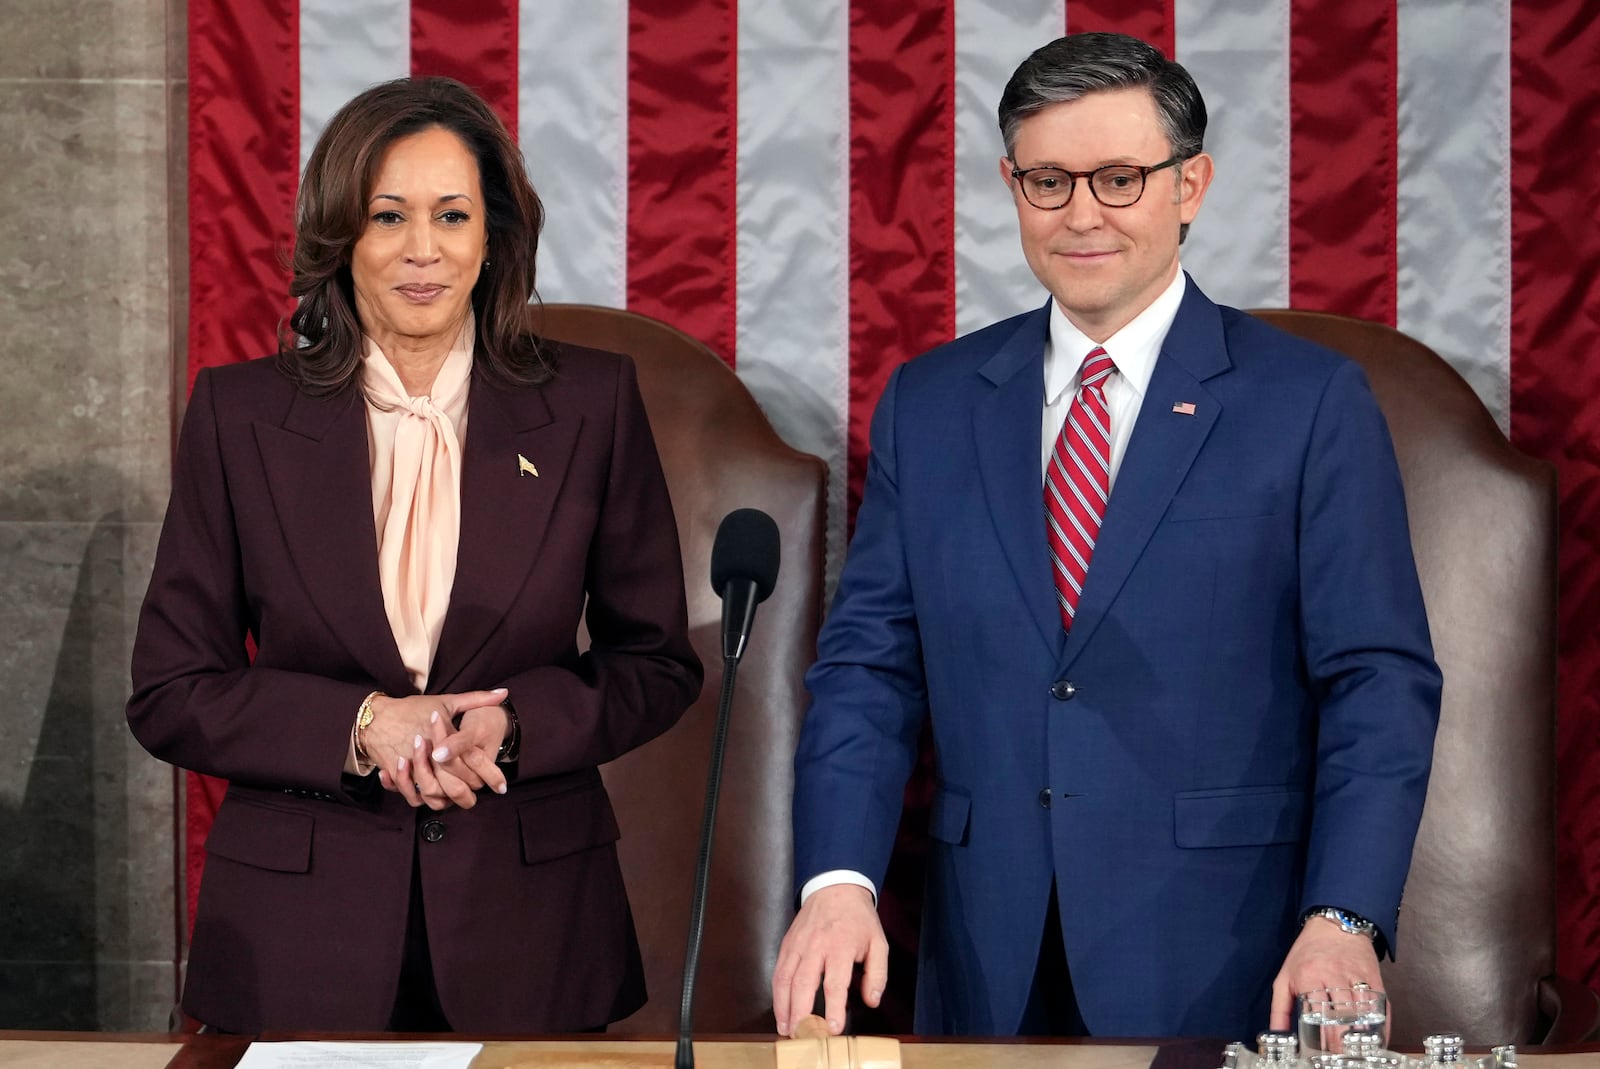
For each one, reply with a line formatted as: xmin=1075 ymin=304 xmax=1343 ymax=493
xmin=279 ymin=76 xmax=553 ymax=394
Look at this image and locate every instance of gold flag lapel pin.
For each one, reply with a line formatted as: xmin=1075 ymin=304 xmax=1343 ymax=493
xmin=517 ymin=453 xmax=539 ymax=477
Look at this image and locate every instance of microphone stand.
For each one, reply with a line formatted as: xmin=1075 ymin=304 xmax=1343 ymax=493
xmin=675 ymin=585 xmax=746 ymax=1069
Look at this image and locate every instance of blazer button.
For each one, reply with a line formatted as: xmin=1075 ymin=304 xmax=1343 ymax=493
xmin=421 ymin=820 xmax=446 ymax=843
xmin=1050 ymin=680 xmax=1076 ymax=701
xmin=1038 ymin=788 xmax=1052 ymax=809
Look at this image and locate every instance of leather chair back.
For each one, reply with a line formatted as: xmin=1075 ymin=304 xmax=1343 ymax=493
xmin=531 ymin=303 xmax=827 ymax=1034
xmin=1251 ymin=310 xmax=1559 ymax=1046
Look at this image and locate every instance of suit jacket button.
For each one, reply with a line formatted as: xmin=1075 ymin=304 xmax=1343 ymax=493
xmin=1050 ymin=680 xmax=1076 ymax=701
xmin=421 ymin=820 xmax=446 ymax=843
xmin=1038 ymin=788 xmax=1052 ymax=808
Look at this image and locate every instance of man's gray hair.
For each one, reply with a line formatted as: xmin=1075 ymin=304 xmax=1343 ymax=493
xmin=998 ymin=32 xmax=1206 ymax=165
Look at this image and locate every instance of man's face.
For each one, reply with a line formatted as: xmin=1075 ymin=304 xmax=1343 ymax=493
xmin=1001 ymin=87 xmax=1213 ymax=342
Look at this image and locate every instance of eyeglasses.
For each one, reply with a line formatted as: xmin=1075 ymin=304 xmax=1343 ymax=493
xmin=1009 ymin=156 xmax=1184 ymax=210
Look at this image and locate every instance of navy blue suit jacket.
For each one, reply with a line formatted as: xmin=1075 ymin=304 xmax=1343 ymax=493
xmin=792 ymin=278 xmax=1441 ymax=1038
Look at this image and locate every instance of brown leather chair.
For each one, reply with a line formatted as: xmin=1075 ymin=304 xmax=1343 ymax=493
xmin=1250 ymin=310 xmax=1596 ymax=1047
xmin=530 ymin=303 xmax=828 ymax=1034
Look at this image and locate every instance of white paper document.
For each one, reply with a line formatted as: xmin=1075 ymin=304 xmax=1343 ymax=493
xmin=232 ymin=1041 xmax=483 ymax=1069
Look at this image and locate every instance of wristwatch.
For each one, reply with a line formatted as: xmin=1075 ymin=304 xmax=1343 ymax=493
xmin=496 ymin=698 xmax=521 ymax=763
xmin=1303 ymin=905 xmax=1378 ymax=939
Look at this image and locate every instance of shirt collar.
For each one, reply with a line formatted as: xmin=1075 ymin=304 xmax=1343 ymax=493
xmin=1043 ymin=269 xmax=1187 ymax=405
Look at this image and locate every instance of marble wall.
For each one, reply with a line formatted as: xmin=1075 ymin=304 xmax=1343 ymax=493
xmin=0 ymin=0 xmax=184 ymax=1031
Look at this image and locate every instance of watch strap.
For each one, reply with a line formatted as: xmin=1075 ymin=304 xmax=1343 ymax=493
xmin=1302 ymin=905 xmax=1378 ymax=940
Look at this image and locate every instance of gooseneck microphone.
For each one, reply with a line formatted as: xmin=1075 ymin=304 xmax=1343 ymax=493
xmin=676 ymin=508 xmax=781 ymax=1069
xmin=710 ymin=508 xmax=782 ymax=661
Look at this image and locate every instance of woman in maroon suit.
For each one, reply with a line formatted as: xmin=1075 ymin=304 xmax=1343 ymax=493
xmin=128 ymin=77 xmax=701 ymax=1033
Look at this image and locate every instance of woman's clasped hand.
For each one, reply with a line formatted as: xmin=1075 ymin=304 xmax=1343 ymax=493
xmin=366 ymin=688 xmax=513 ymax=809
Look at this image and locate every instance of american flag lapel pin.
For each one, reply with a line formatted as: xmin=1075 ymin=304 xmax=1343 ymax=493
xmin=1172 ymin=401 xmax=1197 ymax=416
xmin=517 ymin=453 xmax=539 ymax=477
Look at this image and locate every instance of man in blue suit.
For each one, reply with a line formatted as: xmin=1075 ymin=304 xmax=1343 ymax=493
xmin=771 ymin=32 xmax=1440 ymax=1040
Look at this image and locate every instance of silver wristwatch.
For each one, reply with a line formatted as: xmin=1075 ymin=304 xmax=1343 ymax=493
xmin=1303 ymin=906 xmax=1378 ymax=939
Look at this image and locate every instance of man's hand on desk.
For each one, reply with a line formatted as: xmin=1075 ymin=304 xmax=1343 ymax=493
xmin=1270 ymin=915 xmax=1385 ymax=1030
xmin=772 ymin=884 xmax=889 ymax=1038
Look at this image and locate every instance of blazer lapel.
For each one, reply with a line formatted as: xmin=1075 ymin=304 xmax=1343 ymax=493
xmin=1061 ymin=279 xmax=1232 ymax=667
xmin=973 ymin=303 xmax=1061 ymax=657
xmin=254 ymin=388 xmax=413 ymax=693
xmin=428 ymin=371 xmax=580 ymax=692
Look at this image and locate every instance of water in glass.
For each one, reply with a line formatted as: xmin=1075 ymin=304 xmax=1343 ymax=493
xmin=1297 ymin=986 xmax=1389 ymax=1054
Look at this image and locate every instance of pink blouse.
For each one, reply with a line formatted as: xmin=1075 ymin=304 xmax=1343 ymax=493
xmin=347 ymin=317 xmax=474 ymax=774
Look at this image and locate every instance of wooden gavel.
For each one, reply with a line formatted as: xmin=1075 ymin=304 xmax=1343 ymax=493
xmin=772 ymin=1015 xmax=902 ymax=1069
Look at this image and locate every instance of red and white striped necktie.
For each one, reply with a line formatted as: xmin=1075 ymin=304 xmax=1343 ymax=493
xmin=1045 ymin=347 xmax=1116 ymax=632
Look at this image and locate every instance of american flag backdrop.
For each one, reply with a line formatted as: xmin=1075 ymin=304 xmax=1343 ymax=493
xmin=185 ymin=0 xmax=1600 ymax=1000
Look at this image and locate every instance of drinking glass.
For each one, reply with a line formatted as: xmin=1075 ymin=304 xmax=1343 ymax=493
xmin=1297 ymin=985 xmax=1389 ymax=1056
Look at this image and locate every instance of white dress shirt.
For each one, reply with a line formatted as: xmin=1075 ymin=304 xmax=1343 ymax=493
xmin=1040 ymin=268 xmax=1186 ymax=488
xmin=802 ymin=268 xmax=1189 ymax=906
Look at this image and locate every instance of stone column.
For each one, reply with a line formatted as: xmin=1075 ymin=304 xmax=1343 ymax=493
xmin=0 ymin=0 xmax=184 ymax=1031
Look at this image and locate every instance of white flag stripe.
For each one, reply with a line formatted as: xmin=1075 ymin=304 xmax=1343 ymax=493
xmin=520 ymin=0 xmax=629 ymax=309
xmin=953 ymin=0 xmax=1065 ymax=336
xmin=1173 ymin=0 xmax=1291 ymax=310
xmin=288 ymin=2 xmax=1521 ymax=566
xmin=1396 ymin=0 xmax=1513 ymax=432
xmin=300 ymin=0 xmax=410 ymax=173
xmin=734 ymin=0 xmax=852 ymax=589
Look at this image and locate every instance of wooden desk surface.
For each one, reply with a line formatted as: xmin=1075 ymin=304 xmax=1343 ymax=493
xmin=468 ymin=1037 xmax=1174 ymax=1068
xmin=3 ymin=1034 xmax=1596 ymax=1069
xmin=0 ymin=1037 xmax=183 ymax=1068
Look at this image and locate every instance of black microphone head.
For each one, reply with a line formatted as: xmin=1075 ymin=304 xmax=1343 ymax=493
xmin=709 ymin=508 xmax=781 ymax=603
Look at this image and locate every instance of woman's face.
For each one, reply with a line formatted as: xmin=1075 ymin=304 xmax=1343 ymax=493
xmin=351 ymin=125 xmax=488 ymax=362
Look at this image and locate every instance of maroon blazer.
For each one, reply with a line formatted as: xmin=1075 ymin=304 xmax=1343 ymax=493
xmin=128 ymin=344 xmax=702 ymax=1033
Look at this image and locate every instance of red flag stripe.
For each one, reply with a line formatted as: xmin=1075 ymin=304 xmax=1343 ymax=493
xmin=186 ymin=0 xmax=300 ymax=931
xmin=846 ymin=0 xmax=958 ymax=523
xmin=1509 ymin=0 xmax=1600 ymax=983
xmin=1065 ymin=0 xmax=1176 ymax=63
xmin=1287 ymin=0 xmax=1398 ymax=324
xmin=188 ymin=0 xmax=299 ymax=387
xmin=625 ymin=0 xmax=739 ymax=364
xmin=411 ymin=0 xmax=521 ymax=138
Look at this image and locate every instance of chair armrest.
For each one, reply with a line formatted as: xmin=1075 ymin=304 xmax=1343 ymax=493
xmin=1537 ymin=973 xmax=1600 ymax=1044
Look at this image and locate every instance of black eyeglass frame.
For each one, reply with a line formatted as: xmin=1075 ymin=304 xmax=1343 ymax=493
xmin=1008 ymin=155 xmax=1185 ymax=210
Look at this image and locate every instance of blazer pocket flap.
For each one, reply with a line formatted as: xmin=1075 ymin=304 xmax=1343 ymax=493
xmin=928 ymin=786 xmax=972 ymax=846
xmin=518 ymin=784 xmax=621 ymax=865
xmin=1174 ymin=787 xmax=1307 ymax=848
xmin=1166 ymin=491 xmax=1284 ymax=522
xmin=204 ymin=798 xmax=314 ymax=873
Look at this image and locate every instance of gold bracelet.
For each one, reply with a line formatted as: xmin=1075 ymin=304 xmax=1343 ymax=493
xmin=354 ymin=690 xmax=383 ymax=761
